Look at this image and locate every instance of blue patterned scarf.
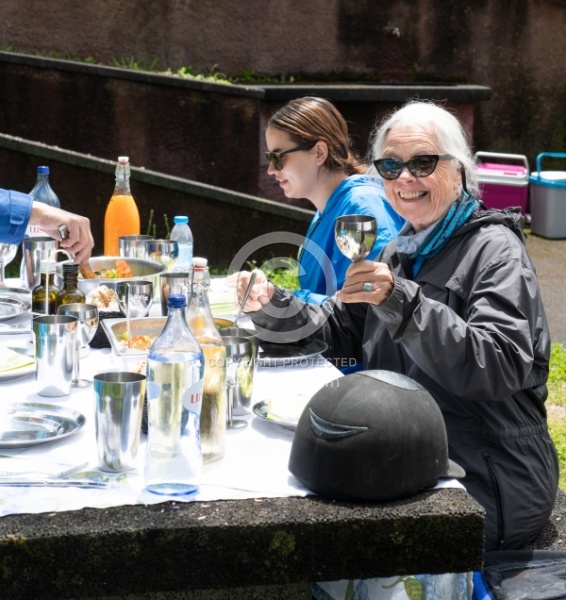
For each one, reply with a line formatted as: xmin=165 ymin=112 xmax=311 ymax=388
xmin=396 ymin=192 xmax=480 ymax=276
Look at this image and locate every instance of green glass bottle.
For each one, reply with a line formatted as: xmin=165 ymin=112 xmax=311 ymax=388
xmin=31 ymin=260 xmax=61 ymax=315
xmin=56 ymin=263 xmax=86 ymax=309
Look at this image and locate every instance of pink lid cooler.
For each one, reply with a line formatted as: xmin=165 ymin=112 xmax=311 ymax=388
xmin=474 ymin=152 xmax=529 ymax=214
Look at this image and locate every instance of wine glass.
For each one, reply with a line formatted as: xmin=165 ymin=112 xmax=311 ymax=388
xmin=222 ymin=336 xmax=253 ymax=429
xmin=0 ymin=243 xmax=18 ymax=285
xmin=334 ymin=215 xmax=378 ymax=262
xmin=116 ymin=280 xmax=154 ymax=319
xmin=57 ymin=303 xmax=99 ymax=387
xmin=116 ymin=280 xmax=154 ymax=349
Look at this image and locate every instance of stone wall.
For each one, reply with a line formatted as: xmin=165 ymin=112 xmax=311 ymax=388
xmin=1 ymin=0 xmax=566 ymax=169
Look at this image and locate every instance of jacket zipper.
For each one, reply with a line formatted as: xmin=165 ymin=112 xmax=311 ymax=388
xmin=482 ymin=451 xmax=505 ymax=549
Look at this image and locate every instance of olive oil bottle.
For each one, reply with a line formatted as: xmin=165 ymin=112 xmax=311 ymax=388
xmin=56 ymin=262 xmax=86 ymax=309
xmin=31 ymin=260 xmax=61 ymax=315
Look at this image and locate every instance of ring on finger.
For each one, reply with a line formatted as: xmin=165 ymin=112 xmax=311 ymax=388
xmin=362 ymin=282 xmax=373 ymax=293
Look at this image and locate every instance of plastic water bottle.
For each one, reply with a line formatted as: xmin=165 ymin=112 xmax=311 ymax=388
xmin=20 ymin=166 xmax=61 ymax=283
xmin=169 ymin=215 xmax=194 ymax=272
xmin=145 ymin=293 xmax=205 ymax=496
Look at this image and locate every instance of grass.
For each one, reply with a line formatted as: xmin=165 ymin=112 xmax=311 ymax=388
xmin=547 ymin=343 xmax=566 ymax=490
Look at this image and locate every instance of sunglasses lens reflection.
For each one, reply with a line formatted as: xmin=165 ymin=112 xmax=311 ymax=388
xmin=265 ymin=152 xmax=283 ymax=170
xmin=375 ymin=156 xmax=440 ymax=179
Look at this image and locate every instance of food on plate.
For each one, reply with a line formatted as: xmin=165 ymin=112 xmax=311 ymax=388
xmin=92 ymin=259 xmax=134 ymax=279
xmin=118 ymin=332 xmax=156 ymax=350
xmin=86 ymin=285 xmax=119 ymax=311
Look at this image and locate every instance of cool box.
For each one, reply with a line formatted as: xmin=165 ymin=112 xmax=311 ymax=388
xmin=530 ymin=152 xmax=566 ymax=239
xmin=475 ymin=152 xmax=529 ymax=214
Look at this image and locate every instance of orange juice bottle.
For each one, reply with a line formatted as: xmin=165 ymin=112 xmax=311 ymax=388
xmin=103 ymin=156 xmax=140 ymax=256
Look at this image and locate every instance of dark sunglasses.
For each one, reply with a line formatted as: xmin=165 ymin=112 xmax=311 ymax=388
xmin=265 ymin=141 xmax=316 ymax=170
xmin=373 ymin=154 xmax=454 ymax=180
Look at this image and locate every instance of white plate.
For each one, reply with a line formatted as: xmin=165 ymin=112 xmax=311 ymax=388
xmin=0 ymin=403 xmax=86 ymax=448
xmin=0 ymin=362 xmax=35 ymax=381
xmin=0 ymin=298 xmax=28 ymax=321
xmin=0 ymin=288 xmax=31 ymax=322
xmin=252 ymin=400 xmax=298 ymax=431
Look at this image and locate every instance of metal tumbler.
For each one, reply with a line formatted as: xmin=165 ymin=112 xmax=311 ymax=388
xmin=93 ymin=372 xmax=146 ymax=472
xmin=21 ymin=236 xmax=58 ymax=290
xmin=119 ymin=235 xmax=154 ymax=259
xmin=33 ymin=315 xmax=78 ymax=397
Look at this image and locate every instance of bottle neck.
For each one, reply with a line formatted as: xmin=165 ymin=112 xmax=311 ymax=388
xmin=62 ymin=276 xmax=79 ymax=290
xmin=114 ymin=174 xmax=131 ymax=195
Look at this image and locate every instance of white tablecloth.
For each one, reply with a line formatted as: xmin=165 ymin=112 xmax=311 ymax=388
xmin=0 ymin=309 xmax=343 ymax=516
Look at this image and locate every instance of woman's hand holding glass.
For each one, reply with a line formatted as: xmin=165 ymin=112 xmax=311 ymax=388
xmin=337 ymin=260 xmax=395 ymax=305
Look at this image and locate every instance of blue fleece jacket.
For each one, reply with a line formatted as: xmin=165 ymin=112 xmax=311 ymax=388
xmin=294 ymin=175 xmax=404 ymax=305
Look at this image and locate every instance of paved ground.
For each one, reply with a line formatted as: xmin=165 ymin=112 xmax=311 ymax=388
xmin=525 ymin=232 xmax=566 ymax=345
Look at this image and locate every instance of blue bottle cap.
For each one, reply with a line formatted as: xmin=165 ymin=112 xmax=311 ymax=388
xmin=37 ymin=166 xmax=50 ymax=174
xmin=168 ymin=294 xmax=187 ymax=309
xmin=174 ymin=216 xmax=189 ymax=224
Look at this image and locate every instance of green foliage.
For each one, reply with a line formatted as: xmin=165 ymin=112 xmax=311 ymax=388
xmin=111 ymin=56 xmax=160 ymax=71
xmin=144 ymin=210 xmax=171 ymax=240
xmin=548 ymin=343 xmax=566 ymax=490
xmin=0 ymin=46 xmax=297 ymax=87
xmin=246 ymin=256 xmax=299 ymax=291
xmin=169 ymin=64 xmax=232 ymax=85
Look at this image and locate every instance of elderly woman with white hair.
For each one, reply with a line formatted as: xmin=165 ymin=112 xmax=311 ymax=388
xmin=236 ymin=100 xmax=558 ymax=551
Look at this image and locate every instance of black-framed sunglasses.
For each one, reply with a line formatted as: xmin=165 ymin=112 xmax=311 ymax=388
xmin=373 ymin=154 xmax=454 ymax=180
xmin=265 ymin=141 xmax=316 ymax=170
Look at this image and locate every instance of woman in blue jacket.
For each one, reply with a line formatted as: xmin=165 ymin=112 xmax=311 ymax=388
xmin=264 ymin=97 xmax=404 ymax=305
xmin=0 ymin=188 xmax=94 ymax=263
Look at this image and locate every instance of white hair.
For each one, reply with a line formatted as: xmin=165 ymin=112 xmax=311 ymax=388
xmin=368 ymin=100 xmax=479 ymax=197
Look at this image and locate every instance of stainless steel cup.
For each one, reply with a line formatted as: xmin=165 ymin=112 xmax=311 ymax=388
xmin=160 ymin=271 xmax=191 ymax=316
xmin=145 ymin=239 xmax=178 ymax=271
xmin=119 ymin=235 xmax=154 ymax=259
xmin=93 ymin=372 xmax=146 ymax=472
xmin=21 ymin=236 xmax=58 ymax=290
xmin=33 ymin=315 xmax=78 ymax=397
xmin=222 ymin=335 xmax=255 ymax=421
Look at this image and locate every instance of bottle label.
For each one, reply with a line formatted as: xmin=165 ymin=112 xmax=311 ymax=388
xmin=183 ymin=378 xmax=204 ymax=415
xmin=25 ymin=224 xmax=45 ymax=237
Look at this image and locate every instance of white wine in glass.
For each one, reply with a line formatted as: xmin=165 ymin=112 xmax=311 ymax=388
xmin=335 ymin=215 xmax=377 ymax=262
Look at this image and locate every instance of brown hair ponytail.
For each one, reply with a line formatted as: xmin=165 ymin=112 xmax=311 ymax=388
xmin=268 ymin=97 xmax=365 ymax=175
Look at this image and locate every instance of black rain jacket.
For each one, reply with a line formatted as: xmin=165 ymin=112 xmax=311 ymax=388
xmin=251 ymin=208 xmax=559 ymax=551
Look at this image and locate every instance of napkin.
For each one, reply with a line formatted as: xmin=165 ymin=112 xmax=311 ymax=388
xmin=209 ymin=279 xmax=237 ymax=315
xmin=0 ymin=345 xmax=35 ymax=373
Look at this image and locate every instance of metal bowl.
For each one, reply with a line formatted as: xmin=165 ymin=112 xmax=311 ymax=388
xmin=102 ymin=316 xmax=235 ymax=356
xmin=74 ymin=256 xmax=168 ymax=297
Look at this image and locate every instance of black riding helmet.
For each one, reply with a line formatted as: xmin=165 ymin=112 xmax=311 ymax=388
xmin=289 ymin=370 xmax=465 ymax=502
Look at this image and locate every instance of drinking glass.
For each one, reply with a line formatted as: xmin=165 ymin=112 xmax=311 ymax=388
xmin=334 ymin=215 xmax=377 ymax=262
xmin=145 ymin=239 xmax=178 ymax=272
xmin=116 ymin=280 xmax=154 ymax=319
xmin=119 ymin=235 xmax=154 ymax=259
xmin=57 ymin=303 xmax=99 ymax=387
xmin=116 ymin=280 xmax=154 ymax=349
xmin=0 ymin=243 xmax=18 ymax=285
xmin=221 ymin=336 xmax=253 ymax=429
